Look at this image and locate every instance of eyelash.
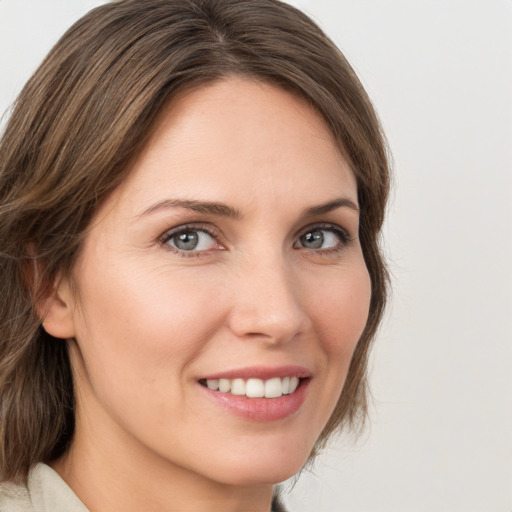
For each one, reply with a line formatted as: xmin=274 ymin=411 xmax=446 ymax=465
xmin=159 ymin=222 xmax=353 ymax=258
xmin=294 ymin=223 xmax=353 ymax=254
xmin=160 ymin=223 xmax=223 ymax=258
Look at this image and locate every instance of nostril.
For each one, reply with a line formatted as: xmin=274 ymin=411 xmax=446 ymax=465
xmin=227 ymin=305 xmax=309 ymax=344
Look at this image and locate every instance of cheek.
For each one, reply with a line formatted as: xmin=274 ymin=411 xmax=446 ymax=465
xmin=308 ymin=261 xmax=372 ymax=360
xmin=71 ymin=259 xmax=226 ymax=388
xmin=69 ymin=260 xmax=231 ymax=451
xmin=307 ymin=259 xmax=371 ymax=411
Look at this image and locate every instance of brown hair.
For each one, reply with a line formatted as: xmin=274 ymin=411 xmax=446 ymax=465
xmin=0 ymin=0 xmax=390 ymax=482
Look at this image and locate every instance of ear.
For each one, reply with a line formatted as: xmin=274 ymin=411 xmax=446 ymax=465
xmin=37 ymin=277 xmax=77 ymax=340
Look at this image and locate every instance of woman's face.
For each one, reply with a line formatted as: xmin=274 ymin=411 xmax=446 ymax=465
xmin=57 ymin=79 xmax=371 ymax=487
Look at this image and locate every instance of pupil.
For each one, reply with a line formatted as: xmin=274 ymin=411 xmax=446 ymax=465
xmin=303 ymin=230 xmax=324 ymax=249
xmin=174 ymin=231 xmax=198 ymax=250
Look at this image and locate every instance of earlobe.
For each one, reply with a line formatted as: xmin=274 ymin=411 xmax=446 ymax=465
xmin=37 ymin=279 xmax=77 ymax=340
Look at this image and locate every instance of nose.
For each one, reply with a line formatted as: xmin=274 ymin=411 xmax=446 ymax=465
xmin=226 ymin=254 xmax=311 ymax=344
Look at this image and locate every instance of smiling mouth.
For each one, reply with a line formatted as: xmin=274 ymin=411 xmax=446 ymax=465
xmin=198 ymin=377 xmax=304 ymax=399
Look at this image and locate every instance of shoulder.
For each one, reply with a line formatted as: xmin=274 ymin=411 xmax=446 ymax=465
xmin=0 ymin=479 xmax=34 ymax=512
xmin=1 ymin=464 xmax=87 ymax=512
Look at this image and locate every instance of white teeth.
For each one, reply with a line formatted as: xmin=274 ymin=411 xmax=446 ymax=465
xmin=289 ymin=376 xmax=299 ymax=394
xmin=246 ymin=378 xmax=265 ymax=398
xmin=206 ymin=379 xmax=219 ymax=390
xmin=204 ymin=376 xmax=302 ymax=398
xmin=264 ymin=377 xmax=283 ymax=398
xmin=218 ymin=379 xmax=231 ymax=393
xmin=231 ymin=378 xmax=245 ymax=395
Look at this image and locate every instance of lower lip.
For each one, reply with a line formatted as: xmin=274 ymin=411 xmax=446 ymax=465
xmin=199 ymin=379 xmax=310 ymax=422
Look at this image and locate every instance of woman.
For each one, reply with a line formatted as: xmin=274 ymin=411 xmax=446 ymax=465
xmin=0 ymin=0 xmax=390 ymax=510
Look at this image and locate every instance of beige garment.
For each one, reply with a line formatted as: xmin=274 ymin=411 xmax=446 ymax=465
xmin=0 ymin=463 xmax=88 ymax=512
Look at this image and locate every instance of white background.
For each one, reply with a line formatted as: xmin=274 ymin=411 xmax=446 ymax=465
xmin=1 ymin=1 xmax=511 ymax=511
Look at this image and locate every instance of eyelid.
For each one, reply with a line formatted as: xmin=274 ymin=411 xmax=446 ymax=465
xmin=294 ymin=222 xmax=353 ymax=248
xmin=158 ymin=221 xmax=353 ymax=258
xmin=159 ymin=222 xmax=225 ymax=255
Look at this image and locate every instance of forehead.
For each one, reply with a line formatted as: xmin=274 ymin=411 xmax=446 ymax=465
xmin=107 ymin=78 xmax=357 ymax=217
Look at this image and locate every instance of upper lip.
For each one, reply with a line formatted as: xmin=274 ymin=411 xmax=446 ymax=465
xmin=199 ymin=365 xmax=313 ymax=381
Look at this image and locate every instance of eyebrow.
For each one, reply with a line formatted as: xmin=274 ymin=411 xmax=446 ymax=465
xmin=137 ymin=196 xmax=358 ymax=220
xmin=303 ymin=197 xmax=359 ymax=216
xmin=138 ymin=198 xmax=243 ymax=219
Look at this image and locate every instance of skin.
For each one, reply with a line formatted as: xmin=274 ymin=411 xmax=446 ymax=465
xmin=43 ymin=78 xmax=372 ymax=512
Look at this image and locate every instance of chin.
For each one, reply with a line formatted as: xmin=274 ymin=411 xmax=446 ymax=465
xmin=204 ymin=438 xmax=313 ymax=487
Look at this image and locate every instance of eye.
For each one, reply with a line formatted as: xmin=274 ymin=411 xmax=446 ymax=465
xmin=294 ymin=225 xmax=351 ymax=251
xmin=161 ymin=226 xmax=220 ymax=254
